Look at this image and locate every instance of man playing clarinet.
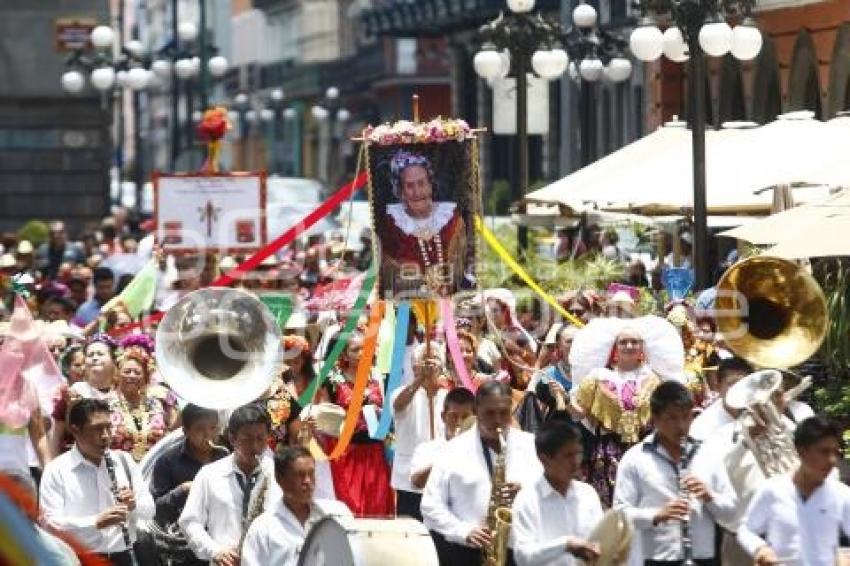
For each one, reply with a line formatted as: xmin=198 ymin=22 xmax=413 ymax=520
xmin=40 ymin=398 xmax=154 ymax=566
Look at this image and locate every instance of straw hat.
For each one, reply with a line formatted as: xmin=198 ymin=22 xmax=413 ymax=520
xmin=302 ymin=403 xmax=346 ymax=437
xmin=16 ymin=240 xmax=33 ymax=255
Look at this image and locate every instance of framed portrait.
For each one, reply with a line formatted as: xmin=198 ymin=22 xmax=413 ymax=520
xmin=154 ymin=172 xmax=267 ymax=254
xmin=367 ymin=138 xmax=479 ymax=300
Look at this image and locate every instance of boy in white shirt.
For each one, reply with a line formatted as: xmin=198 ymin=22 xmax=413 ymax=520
xmin=738 ymin=416 xmax=850 ymax=566
xmin=409 ymin=387 xmax=475 ymax=490
xmin=241 ymin=445 xmax=351 ymax=566
xmin=512 ymin=419 xmax=602 ymax=566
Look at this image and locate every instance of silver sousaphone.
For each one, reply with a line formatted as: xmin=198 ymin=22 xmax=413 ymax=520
xmin=155 ymin=287 xmax=282 ymax=409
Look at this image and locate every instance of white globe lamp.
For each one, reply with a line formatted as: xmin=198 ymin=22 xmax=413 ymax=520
xmin=662 ymin=27 xmax=689 ymax=62
xmin=579 ymin=57 xmax=604 ymax=82
xmin=260 ymin=108 xmax=275 ymax=122
xmin=126 ymin=67 xmax=149 ymax=90
xmin=630 ymin=23 xmax=664 ymax=62
xmin=326 ymin=86 xmax=340 ymax=100
xmin=698 ymin=20 xmax=733 ymax=57
xmin=116 ymin=70 xmax=129 ymax=88
xmin=151 ymin=59 xmax=171 ymax=79
xmin=507 ymin=0 xmax=535 ymax=14
xmin=90 ymin=26 xmax=115 ymax=50
xmin=61 ymin=70 xmax=85 ymax=93
xmin=207 ymin=56 xmax=229 ymax=78
xmin=174 ymin=58 xmax=194 ymax=80
xmin=473 ymin=48 xmax=504 ymax=80
xmin=270 ymin=88 xmax=284 ymax=102
xmin=91 ymin=66 xmax=116 ymax=91
xmin=124 ymin=39 xmax=144 ymax=58
xmin=283 ymin=108 xmax=298 ymax=120
xmin=572 ymin=3 xmax=597 ymax=28
xmin=337 ymin=108 xmax=351 ymax=122
xmin=731 ymin=20 xmax=763 ymax=61
xmin=178 ymin=22 xmax=199 ymax=43
xmin=604 ymin=57 xmax=632 ymax=83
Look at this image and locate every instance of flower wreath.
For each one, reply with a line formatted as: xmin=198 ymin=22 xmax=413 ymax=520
xmin=364 ymin=117 xmax=473 ymax=146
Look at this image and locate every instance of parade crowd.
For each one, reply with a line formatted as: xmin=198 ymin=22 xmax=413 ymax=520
xmin=0 ymin=213 xmax=847 ymax=566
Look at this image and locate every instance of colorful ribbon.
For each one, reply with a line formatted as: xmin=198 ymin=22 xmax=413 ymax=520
xmin=372 ymin=301 xmax=410 ymax=440
xmin=375 ymin=303 xmax=396 ymax=375
xmin=110 ymin=171 xmax=369 ymax=337
xmin=297 ymin=255 xmax=377 ymax=407
xmin=440 ymin=298 xmax=475 ymax=390
xmin=474 ymin=215 xmax=585 ymax=328
xmin=329 ymin=300 xmax=385 ymax=460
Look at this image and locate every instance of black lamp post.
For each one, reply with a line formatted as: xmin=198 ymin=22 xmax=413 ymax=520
xmin=311 ymin=87 xmax=351 ymax=186
xmin=473 ymin=1 xmax=630 ymax=255
xmin=630 ymin=0 xmax=762 ymax=289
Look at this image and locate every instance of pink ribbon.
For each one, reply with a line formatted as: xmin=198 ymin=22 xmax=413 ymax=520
xmin=440 ymin=298 xmax=474 ymax=390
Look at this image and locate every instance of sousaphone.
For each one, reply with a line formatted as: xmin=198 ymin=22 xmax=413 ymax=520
xmin=155 ymin=288 xmax=282 ymax=409
xmin=714 ymin=256 xmax=827 ymax=369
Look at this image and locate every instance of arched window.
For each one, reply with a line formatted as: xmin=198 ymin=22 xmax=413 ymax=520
xmin=827 ymin=23 xmax=850 ymax=117
xmin=788 ymin=29 xmax=822 ymax=118
xmin=752 ymin=37 xmax=782 ymax=124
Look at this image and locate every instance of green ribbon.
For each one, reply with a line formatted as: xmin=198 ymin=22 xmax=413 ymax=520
xmin=259 ymin=294 xmax=294 ymax=329
xmin=298 ymin=257 xmax=377 ymax=406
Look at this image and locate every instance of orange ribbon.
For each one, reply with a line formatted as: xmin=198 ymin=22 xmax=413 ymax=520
xmin=329 ymin=300 xmax=385 ymax=460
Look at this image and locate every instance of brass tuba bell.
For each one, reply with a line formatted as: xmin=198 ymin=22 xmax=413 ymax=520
xmin=714 ymin=256 xmax=827 ymax=369
xmin=155 ymin=288 xmax=282 ymax=409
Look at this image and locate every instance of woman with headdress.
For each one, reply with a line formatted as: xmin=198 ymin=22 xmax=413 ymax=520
xmin=456 ymin=329 xmax=508 ymax=392
xmin=59 ymin=343 xmax=86 ymax=387
xmin=108 ymin=344 xmax=169 ymax=461
xmin=51 ymin=334 xmax=120 ymax=454
xmin=280 ymin=335 xmax=327 ymax=403
xmin=254 ymin=336 xmax=309 ymax=453
xmin=568 ymin=316 xmax=684 ymax=506
xmin=319 ymin=330 xmax=393 ymax=517
xmin=377 ymin=150 xmax=467 ymax=296
xmin=480 ymin=288 xmax=537 ymax=390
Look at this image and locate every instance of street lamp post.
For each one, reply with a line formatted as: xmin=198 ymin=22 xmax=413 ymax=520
xmin=61 ymin=25 xmax=153 ymax=211
xmin=153 ymin=9 xmax=229 ymax=171
xmin=264 ymin=88 xmax=286 ymax=174
xmin=474 ymin=1 xmax=631 ymax=255
xmin=311 ymin=87 xmax=350 ymax=186
xmin=630 ymin=0 xmax=762 ymax=289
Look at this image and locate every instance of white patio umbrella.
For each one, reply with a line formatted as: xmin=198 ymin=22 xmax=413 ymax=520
xmin=525 ymin=112 xmax=850 ymax=216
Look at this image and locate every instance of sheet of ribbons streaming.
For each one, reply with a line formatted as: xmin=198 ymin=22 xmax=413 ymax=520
xmin=108 ymin=172 xmax=587 ymax=459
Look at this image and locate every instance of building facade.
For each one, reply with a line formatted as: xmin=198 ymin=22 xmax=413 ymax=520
xmin=0 ymin=1 xmax=112 ymax=233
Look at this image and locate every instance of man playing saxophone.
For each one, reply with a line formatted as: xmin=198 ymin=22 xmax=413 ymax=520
xmin=614 ymin=382 xmax=736 ymax=566
xmin=179 ymin=404 xmax=281 ymax=566
xmin=421 ymin=381 xmax=541 ymax=566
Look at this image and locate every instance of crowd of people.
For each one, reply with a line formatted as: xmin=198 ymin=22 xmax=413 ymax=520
xmin=0 ymin=213 xmax=848 ymax=566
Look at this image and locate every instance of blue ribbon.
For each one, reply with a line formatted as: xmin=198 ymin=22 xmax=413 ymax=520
xmin=372 ymin=301 xmax=410 ymax=440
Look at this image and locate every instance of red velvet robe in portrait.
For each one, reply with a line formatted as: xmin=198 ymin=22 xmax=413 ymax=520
xmin=377 ymin=201 xmax=467 ymax=297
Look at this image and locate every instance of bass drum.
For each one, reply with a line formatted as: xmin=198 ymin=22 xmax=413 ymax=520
xmin=297 ymin=517 xmax=439 ymax=566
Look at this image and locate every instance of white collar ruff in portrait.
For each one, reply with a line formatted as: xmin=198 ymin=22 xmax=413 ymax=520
xmin=387 ymin=201 xmax=456 ymax=239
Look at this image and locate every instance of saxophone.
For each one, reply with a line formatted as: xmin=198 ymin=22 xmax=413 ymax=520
xmin=238 ymin=469 xmax=269 ymax=556
xmin=483 ymin=427 xmax=511 ymax=566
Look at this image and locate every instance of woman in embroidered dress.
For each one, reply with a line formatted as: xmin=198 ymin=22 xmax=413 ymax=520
xmin=569 ymin=316 xmax=684 ymax=507
xmin=480 ymin=289 xmax=537 ymax=391
xmin=109 ymin=345 xmax=168 ymax=461
xmin=377 ymin=150 xmax=468 ymax=296
xmin=51 ymin=334 xmax=119 ymax=455
xmin=320 ymin=331 xmax=393 ymax=517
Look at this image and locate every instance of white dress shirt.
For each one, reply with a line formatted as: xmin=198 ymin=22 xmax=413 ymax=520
xmin=241 ymin=498 xmax=352 ymax=566
xmin=390 ymin=386 xmax=447 ymax=493
xmin=420 ymin=425 xmax=542 ymax=545
xmin=689 ymin=400 xmax=736 ymax=441
xmin=512 ymin=474 xmax=603 ymax=566
xmin=738 ymin=473 xmax=850 ymax=566
xmin=613 ymin=434 xmax=737 ymax=561
xmin=178 ymin=453 xmax=281 ymax=561
xmin=409 ymin=437 xmax=447 ymax=480
xmin=39 ymin=446 xmax=154 ymax=553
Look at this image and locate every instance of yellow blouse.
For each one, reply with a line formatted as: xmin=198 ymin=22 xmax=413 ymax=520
xmin=575 ymin=369 xmax=661 ymax=444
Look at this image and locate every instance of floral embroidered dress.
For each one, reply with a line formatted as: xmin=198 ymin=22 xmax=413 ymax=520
xmin=108 ymin=395 xmax=167 ymax=461
xmin=574 ymin=365 xmax=660 ymax=507
xmin=261 ymin=377 xmax=302 ymax=451
xmin=321 ymin=368 xmax=394 ymax=517
xmin=377 ymin=201 xmax=467 ymax=295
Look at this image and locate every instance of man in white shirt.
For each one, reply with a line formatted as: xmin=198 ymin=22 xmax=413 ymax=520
xmin=40 ymin=398 xmax=154 ymax=565
xmin=241 ymin=445 xmax=351 ymax=565
xmin=391 ymin=348 xmax=448 ymax=520
xmin=179 ymin=403 xmax=281 ymax=566
xmin=738 ymin=416 xmax=850 ymax=566
xmin=614 ymin=381 xmax=736 ymax=566
xmin=689 ymin=357 xmax=752 ymax=441
xmin=421 ymin=380 xmax=542 ymax=566
xmin=512 ymin=419 xmax=602 ymax=566
xmin=410 ymin=387 xmax=475 ymax=490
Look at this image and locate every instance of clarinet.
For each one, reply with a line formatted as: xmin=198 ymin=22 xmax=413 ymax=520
xmin=678 ymin=437 xmax=699 ymax=566
xmin=103 ymin=451 xmax=140 ymax=566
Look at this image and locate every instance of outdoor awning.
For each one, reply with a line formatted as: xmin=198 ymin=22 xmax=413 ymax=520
xmin=524 ymin=112 xmax=850 ymax=216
